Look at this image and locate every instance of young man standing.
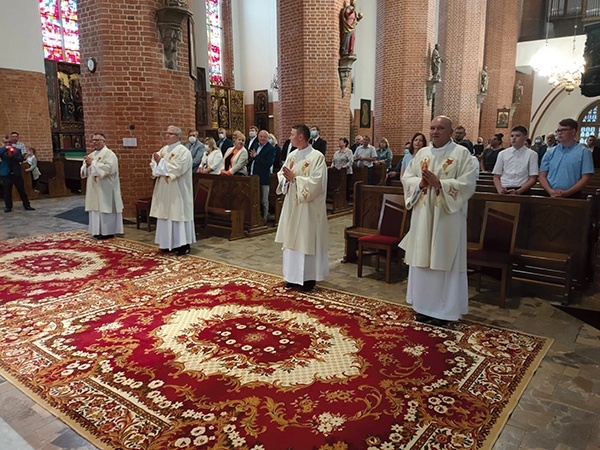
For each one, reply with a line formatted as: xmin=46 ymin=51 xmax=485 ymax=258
xmin=492 ymin=125 xmax=538 ymax=195
xmin=539 ymin=118 xmax=594 ymax=198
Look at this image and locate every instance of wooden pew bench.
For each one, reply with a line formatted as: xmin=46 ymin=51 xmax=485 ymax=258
xmin=343 ymin=182 xmax=404 ymax=263
xmin=467 ymin=193 xmax=595 ymax=304
xmin=327 ymin=167 xmax=350 ymax=213
xmin=37 ymin=159 xmax=71 ymax=197
xmin=194 ymin=173 xmax=265 ymax=239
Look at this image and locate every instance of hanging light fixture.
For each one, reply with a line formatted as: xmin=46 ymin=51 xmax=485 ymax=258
xmin=531 ymin=13 xmax=585 ymax=93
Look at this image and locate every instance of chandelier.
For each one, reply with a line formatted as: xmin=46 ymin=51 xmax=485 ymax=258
xmin=531 ymin=23 xmax=585 ymax=94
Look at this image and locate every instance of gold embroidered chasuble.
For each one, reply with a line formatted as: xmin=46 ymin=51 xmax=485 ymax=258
xmin=400 ymin=142 xmax=477 ymax=271
xmin=275 ymin=146 xmax=329 ymax=256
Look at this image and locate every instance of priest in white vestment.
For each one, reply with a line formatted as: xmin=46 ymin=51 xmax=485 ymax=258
xmin=400 ymin=116 xmax=477 ymax=324
xmin=275 ymin=124 xmax=329 ymax=291
xmin=150 ymin=125 xmax=196 ymax=256
xmin=80 ymin=133 xmax=124 ymax=239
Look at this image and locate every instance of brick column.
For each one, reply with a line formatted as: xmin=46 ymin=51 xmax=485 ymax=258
xmin=479 ymin=0 xmax=520 ymax=141
xmin=434 ymin=0 xmax=487 ymax=138
xmin=78 ymin=0 xmax=195 ymax=217
xmin=277 ymin=0 xmax=348 ymax=158
xmin=374 ymin=0 xmax=436 ymax=154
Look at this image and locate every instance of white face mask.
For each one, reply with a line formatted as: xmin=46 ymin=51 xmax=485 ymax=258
xmin=189 ymin=136 xmax=197 ymax=144
xmin=249 ymin=131 xmax=257 ymax=138
xmin=218 ymin=133 xmax=225 ymax=140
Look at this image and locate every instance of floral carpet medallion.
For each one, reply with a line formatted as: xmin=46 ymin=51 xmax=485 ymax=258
xmin=0 ymin=232 xmax=552 ymax=450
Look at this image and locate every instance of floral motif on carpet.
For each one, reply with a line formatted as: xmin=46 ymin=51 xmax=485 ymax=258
xmin=0 ymin=232 xmax=552 ymax=450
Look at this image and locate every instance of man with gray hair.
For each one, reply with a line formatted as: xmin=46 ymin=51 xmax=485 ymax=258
xmin=150 ymin=125 xmax=195 ymax=255
xmin=400 ymin=115 xmax=477 ymax=325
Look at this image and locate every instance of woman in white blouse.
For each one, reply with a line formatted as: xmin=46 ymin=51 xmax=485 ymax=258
xmin=197 ymin=137 xmax=223 ymax=174
xmin=220 ymin=134 xmax=248 ymax=176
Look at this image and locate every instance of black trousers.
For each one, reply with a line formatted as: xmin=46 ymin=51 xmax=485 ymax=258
xmin=2 ymin=174 xmax=30 ymax=209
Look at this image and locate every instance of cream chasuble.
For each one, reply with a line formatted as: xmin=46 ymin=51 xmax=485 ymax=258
xmin=275 ymin=146 xmax=329 ymax=284
xmin=80 ymin=146 xmax=124 ymax=236
xmin=150 ymin=143 xmax=196 ymax=249
xmin=400 ymin=141 xmax=477 ymax=320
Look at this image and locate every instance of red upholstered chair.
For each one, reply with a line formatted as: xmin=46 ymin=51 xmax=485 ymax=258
xmin=194 ymin=180 xmax=212 ymax=234
xmin=467 ymin=201 xmax=520 ymax=308
xmin=357 ymin=199 xmax=407 ymax=283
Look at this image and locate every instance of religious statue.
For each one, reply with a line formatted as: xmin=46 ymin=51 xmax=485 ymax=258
xmin=340 ymin=0 xmax=363 ymax=56
xmin=513 ymin=79 xmax=523 ymax=104
xmin=480 ymin=66 xmax=489 ymax=94
xmin=431 ymin=44 xmax=444 ymax=81
xmin=218 ymin=97 xmax=229 ymax=129
xmin=59 ymin=78 xmax=75 ymax=122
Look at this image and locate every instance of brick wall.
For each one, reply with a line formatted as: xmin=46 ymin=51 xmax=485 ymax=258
xmin=435 ymin=0 xmax=487 ymax=140
xmin=374 ymin=0 xmax=436 ymax=158
xmin=277 ymin=0 xmax=349 ymax=160
xmin=479 ymin=0 xmax=520 ymax=142
xmin=78 ymin=0 xmax=195 ymax=217
xmin=0 ymin=68 xmax=53 ymax=162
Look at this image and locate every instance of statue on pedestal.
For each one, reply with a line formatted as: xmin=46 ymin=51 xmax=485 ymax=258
xmin=340 ymin=0 xmax=363 ymax=56
xmin=431 ymin=44 xmax=444 ymax=81
xmin=513 ymin=79 xmax=523 ymax=104
xmin=480 ymin=66 xmax=489 ymax=94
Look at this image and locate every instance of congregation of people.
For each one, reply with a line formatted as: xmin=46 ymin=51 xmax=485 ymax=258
xmin=1 ymin=115 xmax=597 ymax=326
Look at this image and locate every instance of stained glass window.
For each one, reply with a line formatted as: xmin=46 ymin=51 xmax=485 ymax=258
xmin=578 ymin=103 xmax=600 ymax=144
xmin=206 ymin=0 xmax=223 ymax=86
xmin=39 ymin=0 xmax=80 ymax=64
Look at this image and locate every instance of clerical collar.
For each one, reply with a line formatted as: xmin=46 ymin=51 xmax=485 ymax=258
xmin=431 ymin=140 xmax=452 ymax=151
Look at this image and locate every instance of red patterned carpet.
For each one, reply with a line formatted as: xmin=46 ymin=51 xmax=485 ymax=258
xmin=0 ymin=232 xmax=552 ymax=450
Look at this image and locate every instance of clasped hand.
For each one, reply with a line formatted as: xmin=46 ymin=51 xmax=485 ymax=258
xmin=420 ymin=168 xmax=441 ymax=189
xmin=282 ymin=166 xmax=295 ymax=182
xmin=153 ymin=152 xmax=162 ymax=163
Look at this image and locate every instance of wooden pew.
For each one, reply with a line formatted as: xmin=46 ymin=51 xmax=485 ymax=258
xmin=343 ymin=182 xmax=404 ymax=263
xmin=37 ymin=159 xmax=71 ymax=197
xmin=268 ymin=173 xmax=284 ymax=225
xmin=327 ymin=167 xmax=350 ymax=213
xmin=63 ymin=158 xmax=86 ymax=194
xmin=194 ymin=173 xmax=266 ymax=239
xmin=351 ymin=165 xmax=387 ymax=187
xmin=467 ymin=193 xmax=596 ymax=303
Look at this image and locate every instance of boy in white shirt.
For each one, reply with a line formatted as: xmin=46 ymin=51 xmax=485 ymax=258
xmin=492 ymin=125 xmax=538 ymax=195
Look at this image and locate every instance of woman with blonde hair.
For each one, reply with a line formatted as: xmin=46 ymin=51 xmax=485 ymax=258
xmin=221 ymin=133 xmax=248 ymax=176
xmin=198 ymin=137 xmax=223 ymax=174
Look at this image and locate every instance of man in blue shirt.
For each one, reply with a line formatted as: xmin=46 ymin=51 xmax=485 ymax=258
xmin=539 ymin=118 xmax=594 ymax=198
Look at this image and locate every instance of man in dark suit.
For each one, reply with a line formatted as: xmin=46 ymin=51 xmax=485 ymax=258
xmin=249 ymin=130 xmax=276 ymax=223
xmin=309 ymin=126 xmax=327 ymax=155
xmin=245 ymin=126 xmax=260 ymax=152
xmin=0 ymin=136 xmax=34 ymax=212
xmin=281 ymin=139 xmax=296 ymax=161
xmin=216 ymin=127 xmax=234 ymax=156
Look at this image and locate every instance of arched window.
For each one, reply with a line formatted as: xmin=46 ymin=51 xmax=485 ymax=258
xmin=39 ymin=0 xmax=80 ymax=64
xmin=206 ymin=0 xmax=224 ymax=86
xmin=578 ymin=101 xmax=600 ymax=143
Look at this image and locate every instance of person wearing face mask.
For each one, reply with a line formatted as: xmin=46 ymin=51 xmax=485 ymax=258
xmin=216 ymin=127 xmax=233 ymax=156
xmin=308 ymin=126 xmax=327 ymax=155
xmin=186 ymin=130 xmax=205 ymax=173
xmin=245 ymin=126 xmax=260 ymax=153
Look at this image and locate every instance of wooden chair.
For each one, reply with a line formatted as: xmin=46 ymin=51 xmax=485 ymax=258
xmin=135 ymin=197 xmax=153 ymax=232
xmin=357 ymin=198 xmax=407 ymax=283
xmin=194 ymin=180 xmax=212 ymax=234
xmin=467 ymin=201 xmax=520 ymax=308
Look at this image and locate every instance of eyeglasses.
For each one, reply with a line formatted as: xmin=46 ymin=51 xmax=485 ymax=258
xmin=165 ymin=132 xmax=177 ymax=135
xmin=92 ymin=138 xmax=104 ymax=141
xmin=555 ymin=128 xmax=574 ymax=133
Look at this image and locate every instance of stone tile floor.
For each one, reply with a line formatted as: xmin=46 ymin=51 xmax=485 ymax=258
xmin=0 ymin=195 xmax=599 ymax=449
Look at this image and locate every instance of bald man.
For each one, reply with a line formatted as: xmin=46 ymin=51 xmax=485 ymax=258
xmin=400 ymin=116 xmax=477 ymax=326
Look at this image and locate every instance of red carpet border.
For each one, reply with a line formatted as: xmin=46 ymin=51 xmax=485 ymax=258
xmin=0 ymin=231 xmax=552 ymax=450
